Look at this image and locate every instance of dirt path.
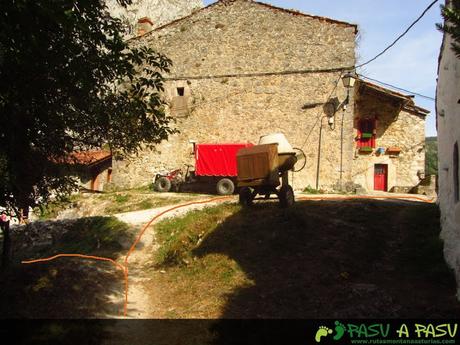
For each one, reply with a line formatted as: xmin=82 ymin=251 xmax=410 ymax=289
xmin=102 ymin=192 xmax=436 ymax=318
xmin=107 ymin=196 xmax=236 ymax=318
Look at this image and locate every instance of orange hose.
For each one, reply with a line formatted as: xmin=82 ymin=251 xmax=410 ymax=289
xmin=21 ymin=196 xmax=233 ymax=317
xmin=124 ymin=196 xmax=232 ymax=265
xmin=297 ymin=195 xmax=435 ymax=203
xmin=20 ymin=193 xmax=432 ymax=316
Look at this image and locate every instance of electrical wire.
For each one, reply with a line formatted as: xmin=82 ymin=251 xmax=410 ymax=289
xmin=355 ymin=0 xmax=440 ymax=69
xmin=358 ymin=74 xmax=435 ymax=101
xmin=299 ymin=72 xmax=344 ymax=150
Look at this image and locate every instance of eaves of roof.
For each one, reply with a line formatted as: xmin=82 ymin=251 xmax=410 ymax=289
xmin=358 ymin=80 xmax=430 ymax=117
xmin=129 ymin=0 xmax=358 ymax=42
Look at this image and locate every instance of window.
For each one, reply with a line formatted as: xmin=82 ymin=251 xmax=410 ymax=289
xmin=171 ymin=87 xmax=189 ymax=118
xmin=357 ymin=118 xmax=376 ymax=149
xmin=454 ymin=142 xmax=459 ymax=203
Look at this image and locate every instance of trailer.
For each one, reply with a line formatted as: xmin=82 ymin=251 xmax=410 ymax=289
xmin=237 ymin=133 xmax=306 ymax=207
xmin=154 ymin=143 xmax=253 ymax=195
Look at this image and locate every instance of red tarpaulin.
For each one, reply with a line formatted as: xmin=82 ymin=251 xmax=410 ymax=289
xmin=195 ymin=143 xmax=253 ymax=177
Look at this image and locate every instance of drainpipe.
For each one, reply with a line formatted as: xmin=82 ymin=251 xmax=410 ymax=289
xmin=316 ymin=116 xmax=326 ymax=190
xmin=340 ymin=109 xmax=345 ymax=191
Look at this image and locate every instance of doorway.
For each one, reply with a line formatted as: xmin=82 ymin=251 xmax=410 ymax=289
xmin=374 ymin=164 xmax=388 ymax=191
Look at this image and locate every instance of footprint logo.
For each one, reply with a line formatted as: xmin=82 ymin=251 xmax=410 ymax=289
xmin=333 ymin=321 xmax=346 ymax=341
xmin=315 ymin=326 xmax=333 ymax=343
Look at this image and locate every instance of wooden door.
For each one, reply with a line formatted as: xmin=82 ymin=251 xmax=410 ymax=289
xmin=374 ymin=164 xmax=388 ymax=191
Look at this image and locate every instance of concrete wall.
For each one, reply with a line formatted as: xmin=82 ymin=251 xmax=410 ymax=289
xmin=112 ymin=0 xmax=357 ymax=191
xmin=437 ymin=1 xmax=460 ymax=298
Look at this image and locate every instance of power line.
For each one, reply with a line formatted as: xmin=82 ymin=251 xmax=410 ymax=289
xmin=356 ymin=0 xmax=440 ymax=69
xmin=358 ymin=74 xmax=435 ymax=101
xmin=300 ymin=72 xmax=344 ymax=150
xmin=165 ymin=66 xmax=354 ymax=81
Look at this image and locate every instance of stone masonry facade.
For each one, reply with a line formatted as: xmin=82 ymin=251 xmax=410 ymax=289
xmin=106 ymin=0 xmax=203 ymax=37
xmin=352 ymin=81 xmax=427 ymax=192
xmin=111 ymin=0 xmax=427 ymax=193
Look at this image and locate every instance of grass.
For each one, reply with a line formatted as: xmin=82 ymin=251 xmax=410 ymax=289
xmin=55 ymin=217 xmax=132 ymax=258
xmin=0 ymin=216 xmax=133 ymax=318
xmin=36 ymin=186 xmax=206 ymax=220
xmin=103 ymin=195 xmax=190 ymax=215
xmin=16 ymin=216 xmax=134 ymax=260
xmin=114 ymin=194 xmax=130 ymax=203
xmin=155 ymin=204 xmax=240 ymax=267
xmin=151 ymin=200 xmax=459 ymax=318
xmin=302 ymin=185 xmax=322 ymax=194
xmin=153 ymin=204 xmax=254 ymax=318
xmin=426 ymin=136 xmax=438 ymax=176
xmin=37 ymin=195 xmax=79 ymax=220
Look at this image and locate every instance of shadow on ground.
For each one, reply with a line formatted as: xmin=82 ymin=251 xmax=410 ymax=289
xmin=193 ymin=199 xmax=459 ymax=319
xmin=0 ymin=216 xmax=131 ymax=320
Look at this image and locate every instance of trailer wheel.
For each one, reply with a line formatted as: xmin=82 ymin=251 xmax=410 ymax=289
xmin=239 ymin=187 xmax=254 ymax=207
xmin=154 ymin=177 xmax=172 ymax=193
xmin=216 ymin=178 xmax=235 ymax=195
xmin=279 ymin=185 xmax=295 ymax=208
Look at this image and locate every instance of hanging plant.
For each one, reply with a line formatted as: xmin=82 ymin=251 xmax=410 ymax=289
xmin=359 ymin=146 xmax=373 ymax=153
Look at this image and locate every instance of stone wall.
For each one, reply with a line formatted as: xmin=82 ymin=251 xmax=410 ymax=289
xmin=106 ymin=0 xmax=203 ymax=37
xmin=436 ymin=0 xmax=460 ymax=299
xmin=351 ymin=85 xmax=426 ymax=192
xmin=112 ymin=0 xmax=358 ymax=191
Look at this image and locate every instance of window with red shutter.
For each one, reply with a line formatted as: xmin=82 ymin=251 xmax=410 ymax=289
xmin=357 ymin=118 xmax=376 ymax=149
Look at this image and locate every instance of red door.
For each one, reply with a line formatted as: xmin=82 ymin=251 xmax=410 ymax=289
xmin=374 ymin=164 xmax=388 ymax=191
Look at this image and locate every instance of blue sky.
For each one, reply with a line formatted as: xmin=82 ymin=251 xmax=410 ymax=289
xmin=203 ymin=0 xmax=443 ymax=137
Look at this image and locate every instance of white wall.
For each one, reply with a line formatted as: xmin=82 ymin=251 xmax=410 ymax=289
xmin=437 ymin=5 xmax=460 ymax=299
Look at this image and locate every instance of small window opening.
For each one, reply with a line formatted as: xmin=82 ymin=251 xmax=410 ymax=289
xmin=177 ymin=87 xmax=185 ymax=97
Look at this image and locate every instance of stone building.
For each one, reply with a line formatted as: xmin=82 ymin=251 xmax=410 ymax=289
xmin=57 ymin=151 xmax=113 ymax=192
xmin=437 ymin=0 xmax=460 ymax=299
xmin=106 ymin=0 xmax=203 ymax=37
xmin=111 ymin=0 xmax=428 ymax=194
xmin=352 ymin=80 xmax=428 ymax=192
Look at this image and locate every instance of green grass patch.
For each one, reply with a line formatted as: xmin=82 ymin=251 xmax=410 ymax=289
xmin=155 ymin=204 xmax=240 ymax=267
xmin=0 ymin=216 xmax=133 ymax=318
xmin=58 ymin=217 xmax=132 ymax=258
xmin=20 ymin=216 xmax=134 ymax=260
xmin=303 ymin=185 xmax=322 ymax=194
xmin=151 ymin=200 xmax=459 ymax=318
xmin=425 ymin=136 xmax=438 ymax=175
xmin=103 ymin=197 xmax=190 ymax=215
xmin=114 ymin=194 xmax=130 ymax=203
xmin=36 ymin=195 xmax=79 ymax=220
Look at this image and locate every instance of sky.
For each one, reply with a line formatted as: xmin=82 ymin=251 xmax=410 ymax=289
xmin=203 ymin=0 xmax=444 ymax=137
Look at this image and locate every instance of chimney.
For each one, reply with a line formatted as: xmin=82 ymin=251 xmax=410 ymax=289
xmin=137 ymin=17 xmax=154 ymax=36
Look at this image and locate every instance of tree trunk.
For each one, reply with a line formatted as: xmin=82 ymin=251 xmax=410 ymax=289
xmin=1 ymin=221 xmax=11 ymax=269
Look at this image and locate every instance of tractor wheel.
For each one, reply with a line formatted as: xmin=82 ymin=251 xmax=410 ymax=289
xmin=154 ymin=177 xmax=172 ymax=193
xmin=279 ymin=185 xmax=295 ymax=208
xmin=216 ymin=178 xmax=235 ymax=195
xmin=239 ymin=187 xmax=254 ymax=207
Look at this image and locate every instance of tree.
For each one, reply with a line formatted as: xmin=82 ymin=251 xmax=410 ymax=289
xmin=0 ymin=0 xmax=174 ymax=210
xmin=0 ymin=0 xmax=175 ymax=266
xmin=437 ymin=0 xmax=460 ymax=57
